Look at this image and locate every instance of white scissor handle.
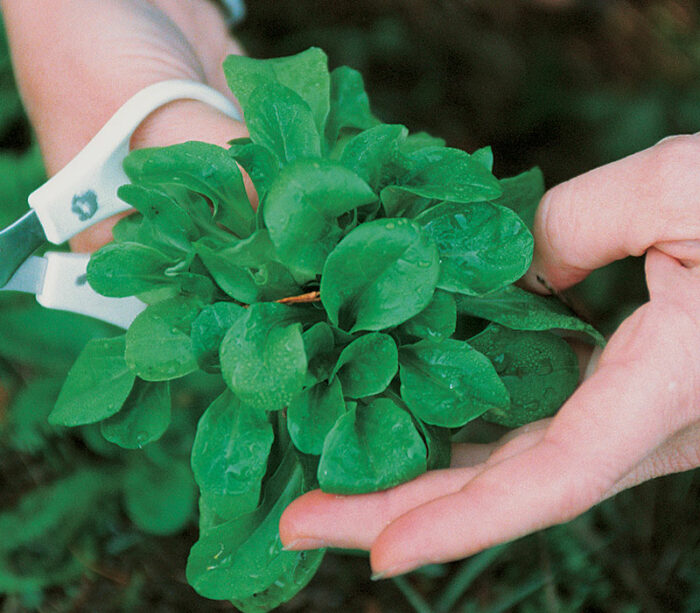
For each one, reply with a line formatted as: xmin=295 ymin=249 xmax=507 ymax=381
xmin=28 ymin=80 xmax=241 ymax=245
xmin=37 ymin=252 xmax=145 ymax=329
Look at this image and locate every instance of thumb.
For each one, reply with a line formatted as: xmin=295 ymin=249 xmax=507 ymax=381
xmin=70 ymin=99 xmax=248 ymax=252
xmin=528 ymin=134 xmax=700 ymax=291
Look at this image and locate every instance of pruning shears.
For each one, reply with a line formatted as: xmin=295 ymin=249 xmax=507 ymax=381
xmin=0 ymin=80 xmax=241 ymax=328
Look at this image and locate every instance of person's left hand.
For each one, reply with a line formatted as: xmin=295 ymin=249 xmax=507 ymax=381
xmin=2 ymin=0 xmax=249 ymax=252
xmin=278 ymin=135 xmax=700 ymax=580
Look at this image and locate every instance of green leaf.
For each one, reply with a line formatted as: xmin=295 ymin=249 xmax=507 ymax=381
xmin=100 ymin=380 xmax=171 ymax=449
xmin=224 ymin=47 xmax=330 ymax=137
xmin=187 ymin=448 xmax=325 ymax=605
xmin=117 ymin=184 xmax=198 ymax=253
xmin=399 ymin=339 xmax=509 ymax=427
xmin=196 ymin=231 xmax=300 ymax=303
xmin=125 ymin=296 xmax=202 ymax=381
xmin=339 ymin=124 xmax=407 ymax=191
xmin=5 ymin=378 xmax=63 ymax=452
xmin=111 ymin=212 xmax=142 ymax=243
xmin=454 ymin=285 xmax=605 ymax=345
xmin=87 ymin=242 xmax=175 ymax=298
xmin=399 ymin=289 xmax=456 ymax=342
xmin=230 ymin=548 xmax=324 ymax=613
xmin=381 ymin=147 xmax=502 ymax=216
xmin=325 ymin=65 xmax=378 ymax=146
xmin=469 ymin=325 xmax=580 ymax=427
xmin=302 ymin=321 xmax=336 ymax=385
xmin=123 ymin=141 xmax=255 ymax=238
xmin=471 ymin=145 xmax=494 ymax=171
xmin=220 ymin=303 xmax=307 ymax=412
xmin=245 ymin=82 xmax=322 ymax=164
xmin=123 ymin=456 xmax=196 ymax=535
xmin=321 ymin=218 xmax=440 ymax=332
xmin=416 ymin=201 xmax=534 ymax=295
xmin=263 ymin=160 xmax=376 ymax=278
xmin=330 ymin=332 xmax=398 ymax=398
xmin=191 ymin=390 xmax=274 ymax=519
xmin=0 ymin=295 xmax=115 ymax=373
xmin=228 ymin=142 xmax=281 ymax=199
xmin=492 ymin=167 xmax=545 ymax=231
xmin=417 ymin=420 xmax=452 ymax=470
xmin=400 ymin=132 xmax=446 ymax=154
xmin=318 ymin=398 xmax=427 ymax=494
xmin=50 ymin=336 xmax=135 ymax=426
xmin=191 ymin=302 xmax=246 ymax=372
xmin=287 ymin=378 xmax=345 ymax=455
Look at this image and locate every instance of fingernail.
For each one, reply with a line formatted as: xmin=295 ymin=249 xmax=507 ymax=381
xmin=281 ymin=538 xmax=327 ymax=551
xmin=519 ymin=265 xmax=553 ymax=296
xmin=370 ymin=561 xmax=424 ymax=581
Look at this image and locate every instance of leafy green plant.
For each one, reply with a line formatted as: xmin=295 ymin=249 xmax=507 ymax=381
xmin=48 ymin=48 xmax=602 ymax=611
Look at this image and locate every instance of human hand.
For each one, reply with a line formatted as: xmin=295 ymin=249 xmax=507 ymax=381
xmin=2 ymin=0 xmax=248 ymax=252
xmin=279 ymin=134 xmax=700 ymax=579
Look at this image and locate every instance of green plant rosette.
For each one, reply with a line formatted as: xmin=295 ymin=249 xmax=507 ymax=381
xmin=50 ymin=48 xmax=603 ymax=612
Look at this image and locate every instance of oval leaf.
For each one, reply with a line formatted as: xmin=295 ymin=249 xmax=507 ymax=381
xmin=125 ymin=296 xmax=201 ymax=381
xmin=191 ymin=390 xmax=274 ymax=519
xmin=187 ymin=449 xmax=324 ymax=604
xmin=246 ymin=82 xmax=322 ymax=164
xmin=321 ymin=218 xmax=439 ymax=332
xmin=191 ymin=302 xmax=246 ymax=372
xmin=220 ymin=303 xmax=307 ymax=412
xmin=87 ymin=242 xmax=175 ymax=298
xmin=399 ymin=289 xmax=456 ymax=342
xmin=100 ymin=380 xmax=171 ymax=449
xmin=264 ymin=159 xmax=376 ymax=278
xmin=318 ymin=398 xmax=427 ymax=494
xmin=50 ymin=336 xmax=135 ymax=426
xmin=454 ymin=285 xmax=605 ymax=346
xmin=330 ymin=332 xmax=398 ymax=398
xmin=469 ymin=325 xmax=579 ymax=427
xmin=123 ymin=141 xmax=254 ymax=238
xmin=399 ymin=339 xmax=509 ymax=427
xmin=287 ymin=378 xmax=345 ymax=455
xmin=417 ymin=201 xmax=534 ymax=295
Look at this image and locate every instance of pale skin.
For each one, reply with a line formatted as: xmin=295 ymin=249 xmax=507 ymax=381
xmin=3 ymin=0 xmax=699 ymax=581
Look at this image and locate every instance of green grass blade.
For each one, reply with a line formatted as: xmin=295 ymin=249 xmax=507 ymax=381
xmin=435 ymin=544 xmax=508 ymax=613
xmin=392 ymin=575 xmax=434 ymax=613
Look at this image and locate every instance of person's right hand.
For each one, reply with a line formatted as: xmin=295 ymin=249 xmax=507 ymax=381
xmin=279 ymin=133 xmax=700 ymax=579
xmin=2 ymin=0 xmax=248 ymax=251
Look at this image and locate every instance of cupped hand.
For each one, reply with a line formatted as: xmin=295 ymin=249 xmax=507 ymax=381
xmin=279 ymin=134 xmax=700 ymax=579
xmin=2 ymin=0 xmax=248 ymax=251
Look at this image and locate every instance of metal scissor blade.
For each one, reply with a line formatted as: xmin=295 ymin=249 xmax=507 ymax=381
xmin=1 ymin=254 xmax=47 ymax=294
xmin=0 ymin=210 xmax=47 ymax=286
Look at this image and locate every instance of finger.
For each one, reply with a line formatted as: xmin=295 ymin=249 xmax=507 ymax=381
xmin=601 ymin=419 xmax=700 ymax=499
xmin=530 ymin=133 xmax=700 ymax=290
xmin=280 ymin=466 xmax=482 ymax=551
xmin=368 ymin=301 xmax=699 ymax=576
xmin=69 ymin=212 xmax=133 ymax=253
xmin=149 ymin=0 xmax=246 ymax=99
xmin=279 ymin=422 xmax=550 ymax=551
